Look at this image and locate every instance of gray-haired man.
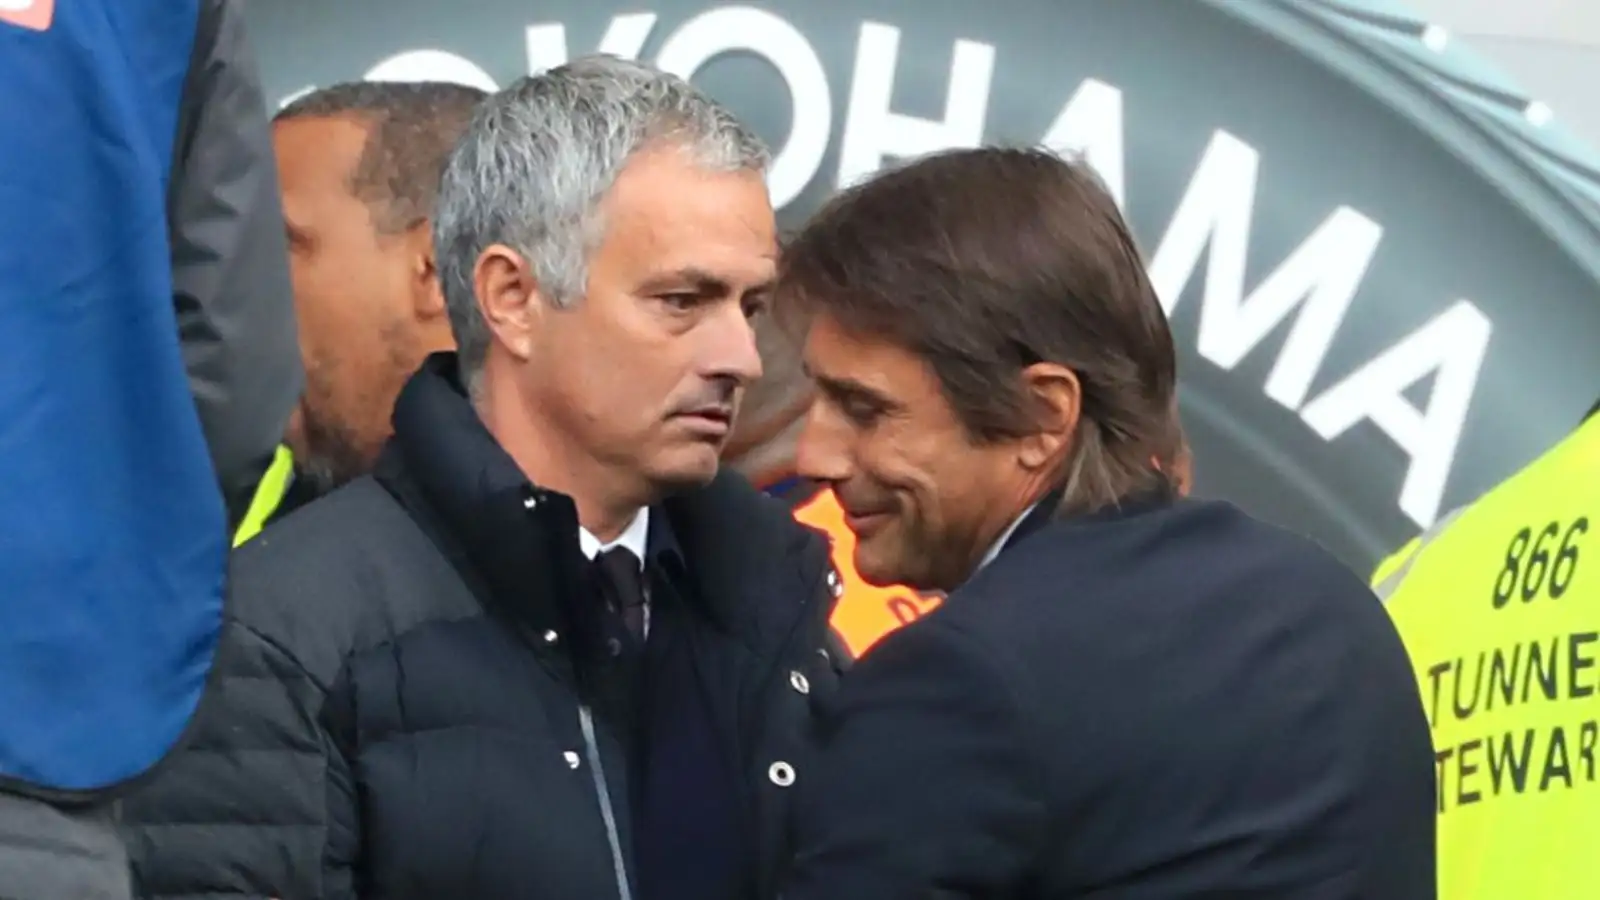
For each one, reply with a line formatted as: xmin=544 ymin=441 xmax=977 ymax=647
xmin=122 ymin=56 xmax=842 ymax=900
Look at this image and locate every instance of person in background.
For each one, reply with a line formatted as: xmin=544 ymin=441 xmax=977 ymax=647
xmin=275 ymin=81 xmax=487 ymax=496
xmin=227 ymin=81 xmax=487 ymax=546
xmin=0 ymin=1 xmax=300 ymax=897
xmin=775 ymin=146 xmax=1436 ymax=899
xmin=123 ymin=56 xmax=842 ymax=900
xmin=1372 ymin=398 xmax=1599 ymax=900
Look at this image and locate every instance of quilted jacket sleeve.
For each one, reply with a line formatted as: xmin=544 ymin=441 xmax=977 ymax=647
xmin=168 ymin=0 xmax=303 ymax=532
xmin=122 ymin=616 xmax=358 ymax=900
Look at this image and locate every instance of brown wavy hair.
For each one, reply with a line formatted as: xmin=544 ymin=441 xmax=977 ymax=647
xmin=778 ymin=146 xmax=1185 ymax=514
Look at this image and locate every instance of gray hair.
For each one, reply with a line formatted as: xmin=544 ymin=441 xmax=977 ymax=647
xmin=433 ymin=55 xmax=771 ymax=389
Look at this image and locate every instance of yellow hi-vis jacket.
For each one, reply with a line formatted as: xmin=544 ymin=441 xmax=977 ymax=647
xmin=1374 ymin=414 xmax=1600 ymax=900
xmin=792 ymin=488 xmax=943 ymax=659
xmin=232 ymin=444 xmax=296 ymax=547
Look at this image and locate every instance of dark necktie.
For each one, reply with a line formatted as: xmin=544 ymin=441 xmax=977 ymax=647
xmin=594 ymin=547 xmax=646 ymax=642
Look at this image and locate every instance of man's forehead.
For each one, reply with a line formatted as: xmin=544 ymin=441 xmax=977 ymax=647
xmin=607 ymin=208 xmax=777 ymax=267
xmin=597 ymin=180 xmax=777 ymax=291
xmin=273 ymin=115 xmax=369 ymax=184
xmin=802 ymin=316 xmax=898 ymax=384
xmin=604 ymin=150 xmax=774 ymax=234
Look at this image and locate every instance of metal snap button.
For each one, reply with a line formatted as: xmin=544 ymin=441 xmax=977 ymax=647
xmin=788 ymin=670 xmax=810 ymax=694
xmin=826 ymin=569 xmax=843 ymax=598
xmin=524 ymin=495 xmax=540 ymax=510
xmin=543 ymin=629 xmax=559 ymax=644
xmin=564 ymin=751 xmax=581 ymax=770
xmin=768 ymin=761 xmax=796 ymax=787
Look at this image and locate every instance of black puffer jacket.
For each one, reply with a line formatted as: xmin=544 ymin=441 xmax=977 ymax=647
xmin=124 ymin=356 xmax=842 ymax=899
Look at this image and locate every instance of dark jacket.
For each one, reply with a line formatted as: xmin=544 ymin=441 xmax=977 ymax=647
xmin=782 ymin=492 xmax=1437 ymax=899
xmin=167 ymin=0 xmax=303 ymax=527
xmin=125 ymin=357 xmax=842 ymax=899
xmin=0 ymin=0 xmax=299 ymax=799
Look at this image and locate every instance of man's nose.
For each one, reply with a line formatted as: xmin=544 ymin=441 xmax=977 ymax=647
xmin=702 ymin=303 xmax=764 ymax=386
xmin=794 ymin=401 xmax=853 ymax=484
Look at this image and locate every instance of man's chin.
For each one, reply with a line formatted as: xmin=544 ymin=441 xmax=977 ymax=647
xmin=852 ymin=544 xmax=910 ymax=590
xmin=295 ymin=456 xmax=344 ymax=495
xmin=855 ymin=539 xmax=950 ymax=592
xmin=646 ymin=449 xmax=723 ymax=494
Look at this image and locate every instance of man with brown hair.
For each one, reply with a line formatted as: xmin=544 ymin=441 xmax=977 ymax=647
xmin=776 ymin=147 xmax=1436 ymax=898
xmin=726 ymin=328 xmax=1192 ymax=660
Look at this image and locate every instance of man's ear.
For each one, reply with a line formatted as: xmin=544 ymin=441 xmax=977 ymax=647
xmin=406 ymin=221 xmax=445 ymax=322
xmin=1016 ymin=362 xmax=1081 ymax=471
xmin=474 ymin=243 xmax=543 ymax=362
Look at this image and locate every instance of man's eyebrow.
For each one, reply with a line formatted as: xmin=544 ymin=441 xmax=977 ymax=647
xmin=813 ymin=372 xmax=897 ymax=410
xmin=637 ymin=267 xmax=733 ymax=294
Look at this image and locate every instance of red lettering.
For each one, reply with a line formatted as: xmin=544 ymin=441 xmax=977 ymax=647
xmin=887 ymin=594 xmax=922 ymax=625
xmin=886 ymin=591 xmax=944 ymax=625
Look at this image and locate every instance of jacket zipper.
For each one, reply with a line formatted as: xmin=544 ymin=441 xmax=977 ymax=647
xmin=578 ymin=704 xmax=633 ymax=900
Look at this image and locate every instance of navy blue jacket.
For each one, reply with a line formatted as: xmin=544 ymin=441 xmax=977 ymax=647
xmin=783 ymin=492 xmax=1436 ymax=898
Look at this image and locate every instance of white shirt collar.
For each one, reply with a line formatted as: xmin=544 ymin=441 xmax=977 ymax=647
xmin=578 ymin=507 xmax=650 ymax=567
xmin=976 ymin=502 xmax=1038 ymax=573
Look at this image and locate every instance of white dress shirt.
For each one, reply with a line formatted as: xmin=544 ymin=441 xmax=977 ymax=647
xmin=976 ymin=502 xmax=1039 ymax=574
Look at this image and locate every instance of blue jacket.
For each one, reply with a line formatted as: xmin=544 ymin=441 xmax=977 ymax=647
xmin=783 ymin=491 xmax=1437 ymax=898
xmin=0 ymin=0 xmax=301 ymax=796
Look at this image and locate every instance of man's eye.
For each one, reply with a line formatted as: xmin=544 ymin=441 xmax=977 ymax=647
xmin=840 ymin=397 xmax=882 ymax=427
xmin=659 ymin=293 xmax=699 ymax=311
xmin=743 ymin=297 xmax=769 ymax=320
